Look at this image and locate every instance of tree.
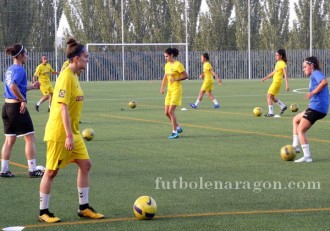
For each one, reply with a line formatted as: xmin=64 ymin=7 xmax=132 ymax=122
xmin=259 ymin=0 xmax=290 ymax=50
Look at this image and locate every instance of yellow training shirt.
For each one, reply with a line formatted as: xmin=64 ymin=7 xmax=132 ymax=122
xmin=273 ymin=60 xmax=286 ymax=83
xmin=164 ymin=60 xmax=185 ymax=91
xmin=44 ymin=67 xmax=84 ymax=142
xmin=203 ymin=62 xmax=214 ymax=83
xmin=34 ymin=63 xmax=55 ymax=83
xmin=61 ymin=60 xmax=69 ymax=71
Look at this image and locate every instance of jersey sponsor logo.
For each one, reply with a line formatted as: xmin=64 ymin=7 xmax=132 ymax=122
xmin=76 ymin=96 xmax=84 ymax=101
xmin=5 ymin=71 xmax=12 ymax=86
xmin=59 ymin=89 xmax=66 ymax=98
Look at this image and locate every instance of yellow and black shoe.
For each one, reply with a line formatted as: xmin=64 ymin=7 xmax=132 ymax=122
xmin=39 ymin=211 xmax=61 ymax=223
xmin=78 ymin=206 xmax=104 ymax=219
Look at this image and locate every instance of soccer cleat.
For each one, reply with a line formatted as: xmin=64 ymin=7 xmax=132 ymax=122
xmin=280 ymin=106 xmax=287 ymax=115
xmin=39 ymin=212 xmax=61 ymax=223
xmin=168 ymin=133 xmax=179 ymax=139
xmin=213 ymin=104 xmax=220 ymax=108
xmin=35 ymin=104 xmax=39 ymax=112
xmin=29 ymin=169 xmax=44 ymax=178
xmin=48 ymin=108 xmax=50 ymax=112
xmin=189 ymin=103 xmax=197 ymax=109
xmin=294 ymin=156 xmax=313 ymax=163
xmin=177 ymin=127 xmax=183 ymax=133
xmin=264 ymin=113 xmax=274 ymax=117
xmin=0 ymin=171 xmax=15 ymax=178
xmin=78 ymin=206 xmax=105 ymax=219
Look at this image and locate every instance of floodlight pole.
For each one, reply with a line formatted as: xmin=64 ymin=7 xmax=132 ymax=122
xmin=121 ymin=0 xmax=125 ymax=81
xmin=309 ymin=0 xmax=312 ymax=56
xmin=248 ymin=0 xmax=251 ymax=80
xmin=185 ymin=0 xmax=189 ymax=74
xmin=54 ymin=0 xmax=58 ymax=72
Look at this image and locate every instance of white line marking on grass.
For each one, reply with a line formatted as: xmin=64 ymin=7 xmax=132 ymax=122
xmin=293 ymin=88 xmax=308 ymax=94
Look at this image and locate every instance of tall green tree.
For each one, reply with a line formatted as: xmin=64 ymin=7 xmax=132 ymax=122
xmin=0 ymin=0 xmax=63 ymax=51
xmin=259 ymin=0 xmax=290 ymax=50
xmin=233 ymin=0 xmax=262 ymax=50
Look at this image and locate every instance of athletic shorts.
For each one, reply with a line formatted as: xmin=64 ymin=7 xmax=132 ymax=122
xmin=201 ymin=81 xmax=214 ymax=91
xmin=165 ymin=88 xmax=182 ymax=106
xmin=2 ymin=102 xmax=34 ymax=137
xmin=40 ymin=82 xmax=54 ymax=96
xmin=303 ymin=108 xmax=327 ymax=125
xmin=267 ymin=82 xmax=282 ymax=96
xmin=45 ymin=136 xmax=89 ymax=170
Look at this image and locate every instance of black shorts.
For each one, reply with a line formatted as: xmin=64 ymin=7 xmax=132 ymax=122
xmin=2 ymin=103 xmax=34 ymax=136
xmin=303 ymin=108 xmax=327 ymax=125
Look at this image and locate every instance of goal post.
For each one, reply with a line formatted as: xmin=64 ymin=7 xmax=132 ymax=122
xmin=86 ymin=43 xmax=189 ymax=81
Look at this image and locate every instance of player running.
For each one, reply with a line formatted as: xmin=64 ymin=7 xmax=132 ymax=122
xmin=33 ymin=55 xmax=59 ymax=112
xmin=38 ymin=38 xmax=104 ymax=223
xmin=262 ymin=49 xmax=289 ymax=117
xmin=160 ymin=48 xmax=188 ymax=139
xmin=189 ymin=53 xmax=222 ymax=109
xmin=292 ymin=56 xmax=329 ymax=163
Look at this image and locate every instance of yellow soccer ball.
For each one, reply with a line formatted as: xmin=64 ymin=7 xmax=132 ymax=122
xmin=82 ymin=128 xmax=94 ymax=141
xmin=280 ymin=145 xmax=296 ymax=161
xmin=133 ymin=196 xmax=157 ymax=220
xmin=290 ymin=104 xmax=299 ymax=112
xmin=253 ymin=107 xmax=262 ymax=116
xmin=129 ymin=100 xmax=137 ymax=109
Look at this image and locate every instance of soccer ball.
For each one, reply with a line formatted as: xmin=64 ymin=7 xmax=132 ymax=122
xmin=133 ymin=196 xmax=157 ymax=220
xmin=82 ymin=128 xmax=94 ymax=141
xmin=290 ymin=104 xmax=299 ymax=112
xmin=253 ymin=107 xmax=262 ymax=116
xmin=129 ymin=100 xmax=137 ymax=109
xmin=280 ymin=145 xmax=296 ymax=161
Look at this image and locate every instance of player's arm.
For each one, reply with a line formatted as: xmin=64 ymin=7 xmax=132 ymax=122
xmin=305 ymin=78 xmax=328 ymax=99
xmin=10 ymin=83 xmax=27 ymax=113
xmin=52 ymin=71 xmax=59 ymax=75
xmin=199 ymin=73 xmax=204 ymax=79
xmin=211 ymin=69 xmax=222 ymax=85
xmin=60 ymin=103 xmax=74 ymax=151
xmin=176 ymin=71 xmax=188 ymax=82
xmin=160 ymin=75 xmax=167 ymax=94
xmin=283 ymin=67 xmax=289 ymax=91
xmin=261 ymin=70 xmax=275 ymax=82
xmin=27 ymin=81 xmax=40 ymax=91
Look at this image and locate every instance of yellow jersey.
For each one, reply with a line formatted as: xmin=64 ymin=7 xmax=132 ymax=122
xmin=203 ymin=62 xmax=213 ymax=83
xmin=34 ymin=63 xmax=55 ymax=83
xmin=44 ymin=67 xmax=84 ymax=142
xmin=273 ymin=60 xmax=286 ymax=83
xmin=164 ymin=60 xmax=185 ymax=91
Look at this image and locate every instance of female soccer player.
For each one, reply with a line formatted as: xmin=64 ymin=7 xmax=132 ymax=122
xmin=262 ymin=49 xmax=289 ymax=117
xmin=292 ymin=56 xmax=328 ymax=163
xmin=160 ymin=48 xmax=188 ymax=139
xmin=189 ymin=53 xmax=222 ymax=109
xmin=1 ymin=44 xmax=43 ymax=178
xmin=33 ymin=55 xmax=59 ymax=112
xmin=38 ymin=38 xmax=104 ymax=223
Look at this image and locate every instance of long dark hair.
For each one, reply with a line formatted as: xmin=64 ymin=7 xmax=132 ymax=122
xmin=277 ymin=49 xmax=287 ymax=63
xmin=66 ymin=38 xmax=85 ymax=60
xmin=5 ymin=44 xmax=25 ymax=58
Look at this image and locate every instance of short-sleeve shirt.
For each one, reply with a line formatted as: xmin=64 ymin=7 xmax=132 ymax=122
xmin=309 ymin=70 xmax=329 ymax=114
xmin=3 ymin=64 xmax=27 ymax=101
xmin=44 ymin=67 xmax=84 ymax=142
xmin=164 ymin=61 xmax=185 ymax=91
xmin=273 ymin=60 xmax=286 ymax=83
xmin=34 ymin=63 xmax=55 ymax=83
xmin=203 ymin=62 xmax=214 ymax=83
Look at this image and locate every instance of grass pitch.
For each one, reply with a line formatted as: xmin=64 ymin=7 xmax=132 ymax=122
xmin=1 ymin=79 xmax=330 ymax=230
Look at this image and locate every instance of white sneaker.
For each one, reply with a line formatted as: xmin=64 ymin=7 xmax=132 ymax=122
xmin=294 ymin=157 xmax=313 ymax=163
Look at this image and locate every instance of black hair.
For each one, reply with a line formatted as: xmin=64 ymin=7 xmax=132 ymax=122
xmin=5 ymin=44 xmax=25 ymax=58
xmin=202 ymin=53 xmax=209 ymax=61
xmin=277 ymin=49 xmax=287 ymax=63
xmin=164 ymin=48 xmax=179 ymax=57
xmin=66 ymin=38 xmax=85 ymax=59
xmin=304 ymin=56 xmax=321 ymax=70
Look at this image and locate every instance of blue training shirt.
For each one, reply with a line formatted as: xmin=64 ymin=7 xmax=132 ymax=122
xmin=309 ymin=70 xmax=329 ymax=114
xmin=3 ymin=64 xmax=27 ymax=101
